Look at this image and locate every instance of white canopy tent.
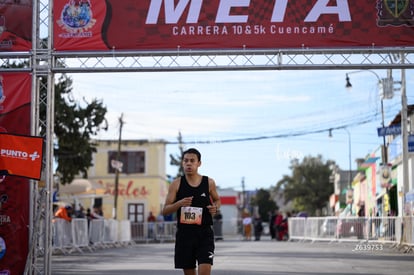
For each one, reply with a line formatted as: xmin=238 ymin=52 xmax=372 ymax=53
xmin=58 ymin=179 xmax=105 ymax=195
xmin=56 ymin=179 xmax=108 ymax=211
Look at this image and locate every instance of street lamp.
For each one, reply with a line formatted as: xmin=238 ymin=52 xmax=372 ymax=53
xmin=346 ymin=67 xmax=408 ymax=218
xmin=345 ymin=70 xmax=395 ymax=99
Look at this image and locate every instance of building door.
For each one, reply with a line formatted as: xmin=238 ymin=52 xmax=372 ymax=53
xmin=128 ymin=203 xmax=145 ymax=239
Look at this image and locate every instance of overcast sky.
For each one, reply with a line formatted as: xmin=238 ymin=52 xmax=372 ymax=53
xmin=70 ymin=69 xmax=413 ymax=191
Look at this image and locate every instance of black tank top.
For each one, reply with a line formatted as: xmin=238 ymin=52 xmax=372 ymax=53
xmin=176 ymin=175 xmax=213 ymax=228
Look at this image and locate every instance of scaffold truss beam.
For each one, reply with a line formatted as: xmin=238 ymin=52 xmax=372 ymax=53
xmin=1 ymin=48 xmax=414 ymax=74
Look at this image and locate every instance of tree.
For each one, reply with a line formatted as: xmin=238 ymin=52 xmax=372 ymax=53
xmin=40 ymin=74 xmax=108 ymax=184
xmin=169 ymin=131 xmax=185 ymax=178
xmin=275 ymin=155 xmax=334 ymax=216
xmin=250 ymin=188 xmax=277 ymax=222
xmin=3 ymin=60 xmax=108 ymax=184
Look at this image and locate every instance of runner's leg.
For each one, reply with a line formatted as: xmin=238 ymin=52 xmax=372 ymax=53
xmin=183 ymin=268 xmax=196 ymax=275
xmin=198 ymin=263 xmax=212 ymax=275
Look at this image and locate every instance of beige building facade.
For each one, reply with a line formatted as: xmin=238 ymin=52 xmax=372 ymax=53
xmin=86 ymin=139 xmax=168 ymax=221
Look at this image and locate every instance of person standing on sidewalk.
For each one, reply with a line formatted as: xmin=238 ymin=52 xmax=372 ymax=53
xmin=147 ymin=211 xmax=156 ymax=240
xmin=242 ymin=210 xmax=252 ymax=241
xmin=274 ymin=210 xmax=283 ymax=241
xmin=162 ymin=148 xmax=221 ymax=275
xmin=253 ymin=213 xmax=263 ymax=241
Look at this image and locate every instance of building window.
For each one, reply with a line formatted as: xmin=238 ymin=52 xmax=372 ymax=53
xmin=108 ymin=151 xmax=145 ymax=174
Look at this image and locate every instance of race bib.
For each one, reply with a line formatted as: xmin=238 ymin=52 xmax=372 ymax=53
xmin=180 ymin=206 xmax=203 ymax=225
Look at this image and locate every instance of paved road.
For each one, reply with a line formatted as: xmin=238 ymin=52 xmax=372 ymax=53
xmin=51 ymin=239 xmax=414 ymax=275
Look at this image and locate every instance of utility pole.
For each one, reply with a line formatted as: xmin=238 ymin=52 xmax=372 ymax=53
xmin=400 ymin=63 xmax=409 ymax=216
xmin=241 ymin=177 xmax=246 ymax=210
xmin=113 ymin=113 xmax=124 ymax=220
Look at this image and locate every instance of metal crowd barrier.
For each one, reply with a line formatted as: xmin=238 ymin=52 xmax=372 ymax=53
xmin=71 ymin=218 xmax=92 ymax=253
xmin=52 ymin=218 xmax=73 ymax=254
xmin=118 ymin=220 xmax=134 ymax=245
xmin=52 ymin=218 xmax=133 ymax=254
xmin=52 ymin=216 xmax=414 ymax=255
xmin=401 ymin=217 xmax=414 ymax=253
xmin=130 ymin=221 xmax=176 ymax=243
xmin=89 ymin=219 xmax=105 ymax=249
xmin=288 ymin=216 xmax=413 ymax=252
xmin=52 ymin=219 xmax=177 ymax=254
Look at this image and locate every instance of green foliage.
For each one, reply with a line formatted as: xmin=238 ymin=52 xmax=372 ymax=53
xmin=169 ymin=131 xmax=185 ymax=178
xmin=4 ymin=59 xmax=108 ymax=184
xmin=40 ymin=74 xmax=107 ymax=184
xmin=275 ymin=155 xmax=334 ymax=216
xmin=250 ymin=188 xmax=277 ymax=222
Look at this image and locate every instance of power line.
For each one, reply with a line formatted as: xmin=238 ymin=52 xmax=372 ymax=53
xmin=167 ymin=118 xmax=374 ymax=145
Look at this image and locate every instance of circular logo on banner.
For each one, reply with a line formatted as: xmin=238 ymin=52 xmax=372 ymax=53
xmin=58 ymin=0 xmax=96 ymax=33
xmin=0 ymin=236 xmax=6 ymax=259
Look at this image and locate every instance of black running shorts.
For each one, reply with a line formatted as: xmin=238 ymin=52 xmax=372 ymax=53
xmin=174 ymin=225 xmax=215 ymax=269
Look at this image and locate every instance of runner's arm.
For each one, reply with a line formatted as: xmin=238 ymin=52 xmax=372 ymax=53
xmin=162 ymin=178 xmax=193 ymax=216
xmin=208 ymin=178 xmax=221 ymax=215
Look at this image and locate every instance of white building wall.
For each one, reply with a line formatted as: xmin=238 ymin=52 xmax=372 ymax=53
xmin=217 ymin=188 xmax=241 ymax=236
xmin=220 ymin=205 xmax=239 ymax=235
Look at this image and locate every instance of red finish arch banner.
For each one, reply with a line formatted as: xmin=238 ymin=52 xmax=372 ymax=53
xmin=53 ymin=0 xmax=414 ymax=51
xmin=0 ymin=0 xmax=32 ymax=51
xmin=0 ymin=73 xmax=32 ymax=275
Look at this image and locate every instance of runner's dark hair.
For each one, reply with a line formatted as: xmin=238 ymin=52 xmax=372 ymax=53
xmin=182 ymin=148 xmax=201 ymax=161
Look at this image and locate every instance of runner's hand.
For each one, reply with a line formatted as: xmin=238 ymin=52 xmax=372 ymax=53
xmin=207 ymin=204 xmax=217 ymax=215
xmin=180 ymin=196 xmax=193 ymax=207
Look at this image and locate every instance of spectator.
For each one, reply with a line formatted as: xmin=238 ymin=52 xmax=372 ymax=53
xmin=269 ymin=210 xmax=277 ymax=240
xmin=86 ymin=208 xmax=92 ymax=227
xmin=242 ymin=210 xmax=252 ymax=241
xmin=75 ymin=204 xmax=86 ymax=218
xmin=374 ymin=212 xmax=381 ymax=238
xmin=253 ymin=213 xmax=263 ymax=241
xmin=357 ymin=206 xmax=365 ymax=239
xmin=156 ymin=211 xmax=165 ymax=223
xmin=54 ymin=205 xmax=73 ymax=222
xmin=278 ymin=212 xmax=290 ymax=241
xmin=90 ymin=205 xmax=104 ymax=219
xmin=147 ymin=211 xmax=156 ymax=240
xmin=274 ymin=210 xmax=283 ymax=241
xmin=148 ymin=211 xmax=156 ymax=222
xmin=156 ymin=211 xmax=165 ymax=237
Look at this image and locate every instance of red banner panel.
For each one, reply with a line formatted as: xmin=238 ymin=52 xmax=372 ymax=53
xmin=53 ymin=0 xmax=414 ymax=51
xmin=0 ymin=133 xmax=43 ymax=180
xmin=220 ymin=196 xmax=237 ymax=205
xmin=0 ymin=73 xmax=31 ymax=275
xmin=0 ymin=0 xmax=32 ymax=51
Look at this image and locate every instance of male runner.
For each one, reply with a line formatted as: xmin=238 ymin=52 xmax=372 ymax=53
xmin=163 ymin=148 xmax=221 ymax=275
